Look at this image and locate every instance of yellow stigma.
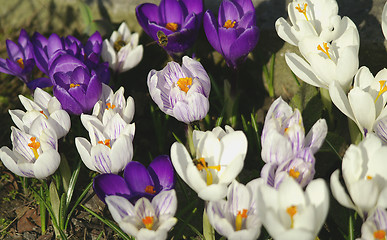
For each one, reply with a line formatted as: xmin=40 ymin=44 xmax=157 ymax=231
xmin=375 ymin=80 xmax=387 ymax=103
xmin=98 ymin=139 xmax=111 ymax=148
xmin=374 ymin=230 xmax=386 ymax=240
xmin=142 ymin=216 xmax=154 ymax=230
xmin=28 ymin=137 xmax=40 ymax=160
xmin=289 ymin=168 xmax=300 ymax=179
xmin=235 ymin=209 xmax=248 ymax=231
xmin=367 ymin=175 xmax=373 ymax=180
xmin=295 ymin=3 xmax=309 ymax=21
xmin=177 ymin=77 xmax=193 ymax=93
xmin=165 ymin=22 xmax=178 ymax=32
xmin=145 ymin=185 xmax=156 ymax=194
xmin=286 ymin=205 xmax=297 ymax=229
xmin=69 ymin=83 xmax=80 ymax=88
xmin=106 ymin=103 xmax=116 ymax=110
xmin=194 ymin=157 xmax=221 ymax=186
xmin=16 ymin=58 xmax=25 ymax=69
xmin=317 ymin=42 xmax=331 ymax=59
xmin=223 ymin=20 xmax=236 ymax=29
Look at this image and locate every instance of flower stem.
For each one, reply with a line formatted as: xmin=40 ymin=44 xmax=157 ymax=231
xmin=186 ymin=124 xmax=195 ymax=157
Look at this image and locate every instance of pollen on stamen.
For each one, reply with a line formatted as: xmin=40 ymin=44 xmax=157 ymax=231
xmin=16 ymin=58 xmax=25 ymax=69
xmin=177 ymin=77 xmax=193 ymax=93
xmin=375 ymin=80 xmax=387 ymax=103
xmin=367 ymin=175 xmax=373 ymax=180
xmin=145 ymin=185 xmax=156 ymax=194
xmin=223 ymin=20 xmax=236 ymax=29
xmin=142 ymin=216 xmax=154 ymax=230
xmin=295 ymin=3 xmax=309 ymax=21
xmin=289 ymin=168 xmax=300 ymax=179
xmin=317 ymin=42 xmax=331 ymax=59
xmin=165 ymin=22 xmax=178 ymax=32
xmin=235 ymin=209 xmax=248 ymax=231
xmin=286 ymin=205 xmax=297 ymax=229
xmin=28 ymin=137 xmax=40 ymax=160
xmin=98 ymin=139 xmax=111 ymax=148
xmin=106 ymin=103 xmax=116 ymax=110
xmin=69 ymin=83 xmax=80 ymax=88
xmin=374 ymin=230 xmax=386 ymax=239
xmin=40 ymin=111 xmax=48 ymax=119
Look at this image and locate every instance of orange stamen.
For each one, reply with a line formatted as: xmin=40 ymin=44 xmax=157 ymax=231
xmin=69 ymin=83 xmax=80 ymax=88
xmin=289 ymin=168 xmax=300 ymax=179
xmin=295 ymin=3 xmax=309 ymax=21
xmin=28 ymin=137 xmax=40 ymax=159
xmin=235 ymin=209 xmax=248 ymax=231
xmin=223 ymin=20 xmax=236 ymax=29
xmin=286 ymin=205 xmax=297 ymax=229
xmin=106 ymin=103 xmax=116 ymax=110
xmin=194 ymin=158 xmax=221 ymax=185
xmin=367 ymin=175 xmax=373 ymax=180
xmin=177 ymin=77 xmax=193 ymax=93
xmin=142 ymin=216 xmax=154 ymax=230
xmin=317 ymin=42 xmax=331 ymax=59
xmin=16 ymin=58 xmax=25 ymax=69
xmin=145 ymin=185 xmax=156 ymax=194
xmin=40 ymin=111 xmax=48 ymax=119
xmin=165 ymin=22 xmax=178 ymax=32
xmin=375 ymin=80 xmax=387 ymax=103
xmin=97 ymin=139 xmax=111 ymax=148
xmin=374 ymin=230 xmax=386 ymax=239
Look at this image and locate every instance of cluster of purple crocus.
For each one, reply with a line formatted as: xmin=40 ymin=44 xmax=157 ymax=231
xmin=0 ymin=29 xmax=109 ymax=115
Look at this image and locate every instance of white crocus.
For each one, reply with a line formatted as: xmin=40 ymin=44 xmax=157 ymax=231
xmin=257 ymin=177 xmax=329 ymax=240
xmin=276 ymin=0 xmax=339 ymax=46
xmin=193 ymin=125 xmax=235 ymax=143
xmin=102 ymin=22 xmax=143 ymax=73
xmin=329 ymin=66 xmax=387 ymax=137
xmin=285 ymin=21 xmax=359 ymax=91
xmin=81 ymin=84 xmax=135 ymax=139
xmin=0 ymin=127 xmax=60 ymax=179
xmin=75 ymin=114 xmax=134 ymax=174
xmin=206 ymin=179 xmax=262 ymax=240
xmin=170 ymin=129 xmax=248 ymax=201
xmin=359 ymin=207 xmax=387 ymax=240
xmin=9 ymin=88 xmax=71 ymax=139
xmin=330 ymin=134 xmax=387 ymax=219
xmin=106 ymin=190 xmax=177 ymax=240
xmin=383 ymin=2 xmax=387 ymax=40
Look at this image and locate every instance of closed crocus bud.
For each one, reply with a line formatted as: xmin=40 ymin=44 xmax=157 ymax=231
xmin=147 ymin=56 xmax=210 ymax=123
xmin=203 ymin=0 xmax=260 ymax=69
xmin=136 ymin=0 xmax=203 ymax=54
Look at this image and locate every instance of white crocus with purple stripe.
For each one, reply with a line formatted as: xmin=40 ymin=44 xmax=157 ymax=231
xmin=9 ymin=88 xmax=71 ymax=139
xmin=147 ymin=56 xmax=211 ymax=123
xmin=0 ymin=127 xmax=60 ymax=179
xmin=359 ymin=207 xmax=387 ymax=240
xmin=257 ymin=177 xmax=329 ymax=240
xmin=329 ymin=67 xmax=387 ymax=138
xmin=75 ymin=113 xmax=134 ymax=174
xmin=105 ymin=190 xmax=177 ymax=240
xmin=330 ymin=134 xmax=387 ymax=219
xmin=206 ymin=179 xmax=262 ymax=240
xmin=101 ymin=22 xmax=143 ymax=73
xmin=171 ymin=128 xmax=247 ymax=201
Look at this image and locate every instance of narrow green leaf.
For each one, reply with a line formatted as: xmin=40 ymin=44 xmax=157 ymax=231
xmin=49 ymin=182 xmax=60 ymax=224
xmin=39 ymin=186 xmax=46 ymax=234
xmin=59 ymin=154 xmax=71 ymax=194
xmin=66 ymin=160 xmax=81 ymax=207
xmin=59 ymin=193 xmax=67 ymax=230
xmin=250 ymin=113 xmax=261 ymax=151
xmin=241 ymin=114 xmax=248 ymax=132
xmin=202 ymin=210 xmax=215 ymax=240
xmin=172 ymin=132 xmax=183 ymax=143
xmin=215 ymin=116 xmax=223 ymax=127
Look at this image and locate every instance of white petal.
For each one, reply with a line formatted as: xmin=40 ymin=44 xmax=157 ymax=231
xmin=329 ymin=81 xmax=355 ymax=122
xmin=75 ymin=137 xmax=96 ymax=172
xmin=0 ymin=146 xmax=30 ymax=177
xmin=330 ymin=170 xmax=357 ymax=212
xmin=153 ymin=190 xmax=177 ymax=218
xmin=305 ymin=179 xmax=329 ymax=233
xmin=348 ymin=87 xmax=375 ymax=134
xmin=170 ymin=142 xmax=191 ymax=185
xmin=109 ymin=134 xmax=133 ymax=174
xmin=91 ymin=144 xmax=112 ymax=174
xmin=33 ymin=149 xmax=60 ymax=179
xmin=120 ymin=45 xmax=143 ymax=72
xmin=219 ymin=131 xmax=247 ymax=167
xmin=275 ymin=17 xmax=298 ymax=46
xmin=48 ymin=110 xmax=71 ymax=138
xmin=101 ymin=39 xmax=117 ymax=71
xmin=9 ymin=109 xmax=26 ymax=132
xmin=106 ymin=195 xmax=135 ymax=222
xmin=197 ymin=132 xmax=221 ymax=166
xmin=218 ymin=154 xmax=244 ymax=184
xmin=304 ymin=119 xmax=327 ymax=153
xmin=123 ymin=96 xmax=135 ymax=124
xmin=197 ymin=183 xmax=228 ymax=201
xmin=278 ymin=177 xmax=306 ymax=210
xmin=33 ymin=88 xmax=51 ymax=109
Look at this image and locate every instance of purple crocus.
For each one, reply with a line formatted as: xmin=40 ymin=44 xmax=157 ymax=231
xmin=49 ymin=53 xmax=102 ymax=115
xmin=0 ymin=29 xmax=42 ymax=88
xmin=136 ymin=0 xmax=203 ymax=53
xmin=93 ymin=155 xmax=175 ymax=204
xmin=203 ymin=0 xmax=260 ymax=69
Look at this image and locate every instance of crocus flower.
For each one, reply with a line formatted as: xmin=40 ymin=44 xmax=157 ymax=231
xmin=257 ymin=177 xmax=329 ymax=240
xmin=359 ymin=208 xmax=387 ymax=240
xmin=330 ymin=134 xmax=387 ymax=219
xmin=383 ymin=2 xmax=387 ymax=40
xmin=102 ymin=22 xmax=144 ymax=73
xmin=9 ymin=88 xmax=71 ymax=139
xmin=170 ymin=127 xmax=247 ymax=201
xmin=105 ymin=190 xmax=177 ymax=240
xmin=93 ymin=155 xmax=175 ymax=203
xmin=0 ymin=127 xmax=60 ymax=179
xmin=329 ymin=66 xmax=387 ymax=138
xmin=0 ymin=29 xmax=38 ymax=88
xmin=48 ymin=53 xmax=102 ymax=115
xmin=206 ymin=179 xmax=262 ymax=240
xmin=148 ymin=56 xmax=210 ymax=123
xmin=81 ymin=84 xmax=135 ymax=132
xmin=75 ymin=113 xmax=134 ymax=174
xmin=203 ymin=0 xmax=260 ymax=69
xmin=275 ymin=0 xmax=340 ymax=46
xmin=136 ymin=0 xmax=203 ymax=54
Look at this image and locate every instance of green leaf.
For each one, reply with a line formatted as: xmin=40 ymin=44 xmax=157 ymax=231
xmin=289 ymin=83 xmax=318 ymax=112
xmin=202 ymin=210 xmax=214 ymax=240
xmin=59 ymin=154 xmax=71 ymax=194
xmin=66 ymin=160 xmax=81 ymax=208
xmin=49 ymin=182 xmax=60 ymax=225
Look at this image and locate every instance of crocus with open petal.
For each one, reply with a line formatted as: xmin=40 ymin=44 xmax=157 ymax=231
xmin=106 ymin=190 xmax=177 ymax=240
xmin=203 ymin=0 xmax=260 ymax=69
xmin=136 ymin=0 xmax=203 ymax=54
xmin=0 ymin=29 xmax=38 ymax=88
xmin=257 ymin=177 xmax=329 ymax=240
xmin=359 ymin=207 xmax=387 ymax=240
xmin=206 ymin=179 xmax=262 ymax=240
xmin=170 ymin=127 xmax=247 ymax=201
xmin=329 ymin=66 xmax=387 ymax=138
xmin=93 ymin=155 xmax=175 ymax=203
xmin=49 ymin=53 xmax=102 ymax=115
xmin=0 ymin=127 xmax=60 ymax=179
xmin=148 ymin=56 xmax=210 ymax=123
xmin=9 ymin=88 xmax=71 ymax=139
xmin=102 ymin=22 xmax=143 ymax=73
xmin=330 ymin=134 xmax=387 ymax=219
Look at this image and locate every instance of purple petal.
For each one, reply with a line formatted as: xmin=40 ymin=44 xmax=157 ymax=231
xmin=68 ymin=85 xmax=87 ymax=111
xmin=218 ymin=0 xmax=240 ymax=26
xmin=218 ymin=27 xmax=238 ymax=60
xmin=159 ymin=0 xmax=183 ymax=25
xmin=47 ymin=33 xmax=64 ymax=57
xmin=18 ymin=29 xmax=30 ymax=49
xmin=85 ymin=72 xmax=102 ymax=111
xmin=237 ymin=11 xmax=256 ymax=29
xmin=136 ymin=3 xmax=159 ymax=35
xmin=6 ymin=40 xmax=23 ymax=60
xmin=85 ymin=31 xmax=102 ymax=54
xmin=124 ymin=161 xmax=154 ymax=194
xmin=93 ymin=173 xmax=131 ymax=203
xmin=72 ymin=66 xmax=90 ymax=85
xmin=6 ymin=58 xmax=22 ymax=75
xmin=26 ymin=77 xmax=53 ymax=90
xmin=0 ymin=58 xmax=13 ymax=75
xmin=163 ymin=27 xmax=198 ymax=53
xmin=203 ymin=10 xmax=222 ymax=55
xmin=228 ymin=26 xmax=259 ymax=62
xmin=33 ymin=44 xmax=49 ymax=75
xmin=53 ymin=85 xmax=83 ymax=115
xmin=148 ymin=155 xmax=175 ymax=191
xmin=232 ymin=0 xmax=255 ymax=16
xmin=49 ymin=54 xmax=86 ymax=80
xmin=181 ymin=0 xmax=203 ymax=16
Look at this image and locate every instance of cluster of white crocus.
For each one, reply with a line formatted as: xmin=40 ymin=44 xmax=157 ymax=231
xmin=0 ymin=88 xmax=71 ymax=179
xmin=277 ymin=0 xmax=360 ymax=91
xmin=75 ymin=84 xmax=135 ymax=174
xmin=101 ymin=22 xmax=143 ymax=73
xmin=170 ymin=126 xmax=248 ymax=201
